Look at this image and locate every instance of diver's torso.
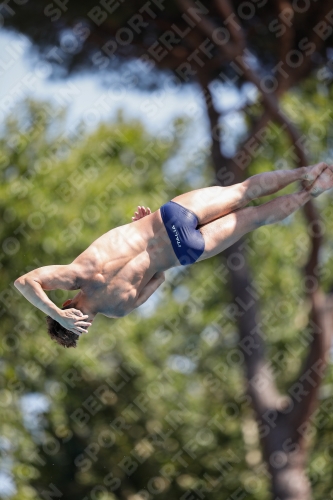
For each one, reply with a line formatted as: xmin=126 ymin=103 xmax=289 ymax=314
xmin=72 ymin=209 xmax=177 ymax=316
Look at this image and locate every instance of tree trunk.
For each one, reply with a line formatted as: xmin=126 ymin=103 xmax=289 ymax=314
xmin=271 ymin=465 xmax=312 ymax=500
xmin=196 ymin=77 xmax=329 ymax=499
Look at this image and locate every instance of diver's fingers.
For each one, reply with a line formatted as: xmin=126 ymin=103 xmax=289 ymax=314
xmin=72 ymin=326 xmax=88 ymax=335
xmin=74 ymin=321 xmax=92 ymax=327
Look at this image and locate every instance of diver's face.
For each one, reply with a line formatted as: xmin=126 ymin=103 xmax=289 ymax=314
xmin=62 ymin=299 xmax=73 ymax=308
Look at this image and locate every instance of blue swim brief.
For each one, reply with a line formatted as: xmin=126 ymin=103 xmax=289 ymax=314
xmin=160 ymin=200 xmax=205 ymax=266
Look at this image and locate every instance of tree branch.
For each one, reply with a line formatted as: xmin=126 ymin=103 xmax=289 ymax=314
xmin=176 ymin=0 xmax=241 ymax=59
xmin=214 ymin=0 xmax=245 ymax=50
xmin=176 ymin=0 xmax=308 ymax=167
xmin=277 ymin=2 xmax=333 ymax=94
xmin=274 ymin=0 xmax=295 ymax=95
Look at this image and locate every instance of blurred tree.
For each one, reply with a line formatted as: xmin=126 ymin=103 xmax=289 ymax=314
xmin=2 ymin=1 xmax=333 ymax=498
xmin=1 ymin=0 xmax=333 ymax=93
xmin=1 ymin=95 xmax=333 ymax=500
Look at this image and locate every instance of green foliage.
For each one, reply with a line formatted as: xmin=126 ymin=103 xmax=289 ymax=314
xmin=1 ymin=94 xmax=333 ymax=500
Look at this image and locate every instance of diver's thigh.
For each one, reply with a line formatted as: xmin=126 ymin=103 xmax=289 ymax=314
xmin=196 ymin=207 xmax=258 ymax=261
xmin=171 ymin=184 xmax=247 ymax=225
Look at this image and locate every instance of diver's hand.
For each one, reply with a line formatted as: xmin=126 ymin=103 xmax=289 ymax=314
xmin=132 ymin=206 xmax=151 ymax=221
xmin=57 ymin=308 xmax=91 ymax=336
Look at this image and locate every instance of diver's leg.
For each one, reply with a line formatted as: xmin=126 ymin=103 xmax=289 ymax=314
xmin=196 ymin=189 xmax=312 ymax=261
xmin=171 ymin=163 xmax=327 ymax=226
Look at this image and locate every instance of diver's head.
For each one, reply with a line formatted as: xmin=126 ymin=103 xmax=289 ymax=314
xmin=46 ymin=300 xmax=79 ymax=348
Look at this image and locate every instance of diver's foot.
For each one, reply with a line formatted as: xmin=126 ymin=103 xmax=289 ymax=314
xmin=301 ymin=162 xmax=328 ymax=189
xmin=308 ymin=166 xmax=333 ymax=197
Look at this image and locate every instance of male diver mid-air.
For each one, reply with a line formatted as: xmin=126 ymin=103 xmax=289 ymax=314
xmin=15 ymin=163 xmax=333 ymax=347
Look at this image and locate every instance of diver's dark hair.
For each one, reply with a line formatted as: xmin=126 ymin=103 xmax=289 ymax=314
xmin=46 ymin=304 xmax=79 ymax=348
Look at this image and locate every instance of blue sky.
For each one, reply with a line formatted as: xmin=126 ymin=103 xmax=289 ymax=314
xmin=0 ymin=29 xmax=247 ymax=155
xmin=0 ymin=29 xmax=204 ymax=131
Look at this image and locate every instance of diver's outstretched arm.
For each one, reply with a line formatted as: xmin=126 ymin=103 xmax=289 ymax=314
xmin=14 ymin=266 xmax=90 ymax=335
